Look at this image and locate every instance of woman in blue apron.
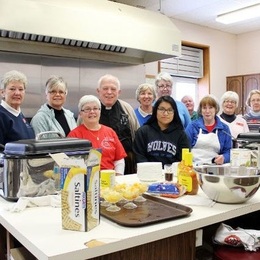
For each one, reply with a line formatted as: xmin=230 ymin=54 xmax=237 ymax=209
xmin=185 ymin=95 xmax=232 ymax=165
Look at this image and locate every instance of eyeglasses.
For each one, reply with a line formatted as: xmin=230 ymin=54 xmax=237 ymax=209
xmin=48 ymin=90 xmax=66 ymax=95
xmin=81 ymin=107 xmax=100 ymax=113
xmin=157 ymin=107 xmax=174 ymax=114
xmin=158 ymin=84 xmax=172 ymax=90
xmin=224 ymin=100 xmax=236 ymax=104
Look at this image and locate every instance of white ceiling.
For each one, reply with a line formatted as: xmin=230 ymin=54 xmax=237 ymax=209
xmin=110 ymin=0 xmax=260 ymax=34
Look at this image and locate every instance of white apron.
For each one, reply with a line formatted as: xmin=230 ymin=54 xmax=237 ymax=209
xmin=192 ymin=128 xmax=220 ymax=165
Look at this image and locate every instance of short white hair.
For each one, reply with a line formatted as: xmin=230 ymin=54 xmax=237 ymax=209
xmin=155 ymin=72 xmax=173 ymax=87
xmin=220 ymin=91 xmax=239 ymax=108
xmin=1 ymin=70 xmax=28 ymax=90
xmin=78 ymin=95 xmax=101 ymax=111
xmin=97 ymin=74 xmax=120 ymax=90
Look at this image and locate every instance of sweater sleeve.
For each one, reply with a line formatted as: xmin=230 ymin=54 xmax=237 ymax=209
xmin=119 ymin=99 xmax=140 ymax=141
xmin=133 ymin=127 xmax=149 ymax=163
xmin=181 ymin=103 xmax=191 ymax=128
xmin=219 ymin=126 xmax=232 ymax=163
xmin=185 ymin=122 xmax=196 ymax=147
xmin=31 ymin=112 xmax=52 ymax=135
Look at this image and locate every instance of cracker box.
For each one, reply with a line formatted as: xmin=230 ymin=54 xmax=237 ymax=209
xmin=59 ymin=149 xmax=101 ymax=232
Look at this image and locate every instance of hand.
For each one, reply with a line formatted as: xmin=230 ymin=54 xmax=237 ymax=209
xmin=214 ymin=155 xmax=224 ymax=165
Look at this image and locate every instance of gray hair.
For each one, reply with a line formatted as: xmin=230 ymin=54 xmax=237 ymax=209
xmin=45 ymin=75 xmax=68 ymax=95
xmin=135 ymin=83 xmax=156 ymax=102
xmin=181 ymin=95 xmax=194 ymax=102
xmin=97 ymin=74 xmax=120 ymax=90
xmin=78 ymin=95 xmax=101 ymax=111
xmin=220 ymin=91 xmax=239 ymax=108
xmin=155 ymin=72 xmax=173 ymax=87
xmin=0 ymin=70 xmax=28 ymax=90
xmin=246 ymin=89 xmax=260 ymax=107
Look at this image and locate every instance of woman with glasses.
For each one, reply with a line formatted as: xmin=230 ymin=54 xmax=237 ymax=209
xmin=133 ymin=96 xmax=190 ymax=166
xmin=68 ymin=95 xmax=126 ymax=175
xmin=0 ymin=70 xmax=35 ymax=145
xmin=243 ymin=89 xmax=260 ymax=132
xmin=31 ymin=75 xmax=76 ymax=137
xmin=185 ymin=95 xmax=232 ymax=165
xmin=155 ymin=72 xmax=191 ymax=128
xmin=219 ymin=91 xmax=249 ymax=139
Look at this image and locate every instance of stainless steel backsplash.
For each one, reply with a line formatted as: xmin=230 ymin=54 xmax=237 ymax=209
xmin=0 ymin=51 xmax=144 ymax=119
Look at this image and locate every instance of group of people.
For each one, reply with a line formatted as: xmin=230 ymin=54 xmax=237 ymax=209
xmin=0 ymin=69 xmax=257 ymax=175
xmin=0 ymin=71 xmax=137 ymax=175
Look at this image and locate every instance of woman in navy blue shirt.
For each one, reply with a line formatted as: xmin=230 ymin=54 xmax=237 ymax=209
xmin=0 ymin=70 xmax=35 ymax=146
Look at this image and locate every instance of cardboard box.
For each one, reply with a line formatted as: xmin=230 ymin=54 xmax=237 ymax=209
xmin=10 ymin=247 xmax=36 ymax=260
xmin=58 ymin=149 xmax=101 ymax=232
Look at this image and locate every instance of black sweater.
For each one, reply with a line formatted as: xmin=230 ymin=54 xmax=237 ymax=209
xmin=133 ymin=121 xmax=190 ymax=166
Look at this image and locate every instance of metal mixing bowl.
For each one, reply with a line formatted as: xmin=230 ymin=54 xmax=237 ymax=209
xmin=194 ymin=165 xmax=260 ymax=204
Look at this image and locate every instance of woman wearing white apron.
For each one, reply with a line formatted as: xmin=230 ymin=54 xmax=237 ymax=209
xmin=185 ymin=95 xmax=232 ymax=165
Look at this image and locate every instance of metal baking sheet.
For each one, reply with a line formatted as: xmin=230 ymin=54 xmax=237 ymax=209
xmin=100 ymin=193 xmax=192 ymax=227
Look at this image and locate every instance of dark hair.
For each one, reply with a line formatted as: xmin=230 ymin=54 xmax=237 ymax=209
xmin=146 ymin=96 xmax=183 ymax=129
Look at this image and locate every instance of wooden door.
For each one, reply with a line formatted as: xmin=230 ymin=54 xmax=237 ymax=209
xmin=226 ymin=76 xmax=243 ymax=114
xmin=243 ymin=74 xmax=260 ymax=114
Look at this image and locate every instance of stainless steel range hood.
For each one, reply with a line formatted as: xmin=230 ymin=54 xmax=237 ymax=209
xmin=0 ymin=0 xmax=181 ymax=64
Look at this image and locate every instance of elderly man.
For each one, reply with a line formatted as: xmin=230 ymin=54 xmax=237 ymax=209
xmin=181 ymin=95 xmax=198 ymax=121
xmin=96 ymin=74 xmax=139 ymax=174
xmin=155 ymin=72 xmax=191 ymax=127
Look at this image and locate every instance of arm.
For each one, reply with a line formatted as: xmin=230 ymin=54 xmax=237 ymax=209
xmin=177 ymin=101 xmax=191 ymax=128
xmin=133 ymin=127 xmax=149 ymax=163
xmin=219 ymin=126 xmax=232 ymax=163
xmin=182 ymin=104 xmax=191 ymax=128
xmin=0 ymin=116 xmax=7 ymax=145
xmin=176 ymin=131 xmax=191 ymax=161
xmin=119 ymin=99 xmax=140 ymax=140
xmin=63 ymin=109 xmax=77 ymax=130
xmin=31 ymin=112 xmax=52 ymax=135
xmin=179 ymin=131 xmax=191 ymax=150
xmin=185 ymin=122 xmax=197 ymax=147
xmin=114 ymin=159 xmax=125 ymax=175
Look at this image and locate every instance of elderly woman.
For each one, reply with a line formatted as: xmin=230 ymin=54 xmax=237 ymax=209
xmin=133 ymin=95 xmax=190 ymax=166
xmin=243 ymin=89 xmax=260 ymax=132
xmin=185 ymin=95 xmax=232 ymax=165
xmin=0 ymin=70 xmax=35 ymax=146
xmin=155 ymin=72 xmax=191 ymax=127
xmin=68 ymin=95 xmax=127 ymax=175
xmin=219 ymin=91 xmax=249 ymax=139
xmin=134 ymin=83 xmax=156 ymax=126
xmin=31 ymin=75 xmax=76 ymax=137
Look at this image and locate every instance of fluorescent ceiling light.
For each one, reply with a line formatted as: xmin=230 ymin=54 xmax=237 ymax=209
xmin=216 ymin=4 xmax=260 ymax=24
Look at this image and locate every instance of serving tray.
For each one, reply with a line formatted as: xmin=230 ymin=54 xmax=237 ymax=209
xmin=100 ymin=193 xmax=192 ymax=227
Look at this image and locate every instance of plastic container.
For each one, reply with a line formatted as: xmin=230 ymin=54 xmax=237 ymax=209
xmin=178 ymin=152 xmax=199 ymax=195
xmin=177 ymin=148 xmax=189 ymax=177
